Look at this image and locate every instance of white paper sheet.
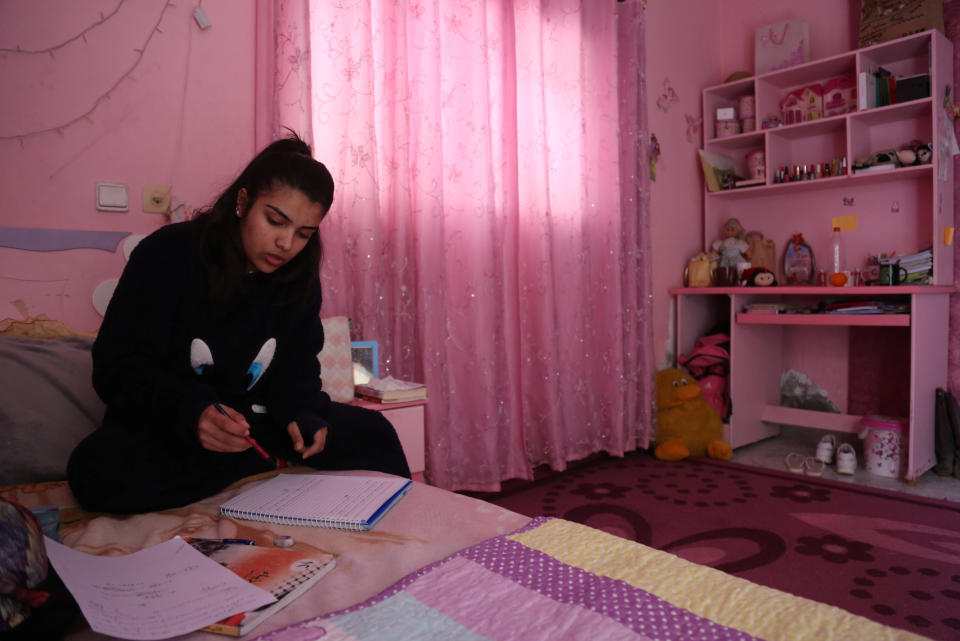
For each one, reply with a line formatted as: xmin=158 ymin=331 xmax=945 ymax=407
xmin=44 ymin=536 xmax=276 ymax=640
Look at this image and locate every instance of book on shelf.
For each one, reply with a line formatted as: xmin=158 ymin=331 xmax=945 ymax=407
xmin=821 ymin=300 xmax=908 ymax=314
xmin=734 ymin=177 xmax=765 ymax=189
xmin=355 ymin=375 xmax=427 ymax=403
xmin=880 ymin=247 xmax=931 ymax=264
xmin=220 ymin=473 xmax=413 ymax=531
xmin=858 ymin=68 xmax=877 ymax=110
xmin=184 ymin=538 xmax=336 ymax=637
xmin=743 ymin=303 xmax=781 ymax=314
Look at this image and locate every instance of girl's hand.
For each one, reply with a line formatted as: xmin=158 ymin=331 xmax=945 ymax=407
xmin=198 ymin=403 xmax=251 ymax=452
xmin=287 ymin=421 xmax=327 ymax=458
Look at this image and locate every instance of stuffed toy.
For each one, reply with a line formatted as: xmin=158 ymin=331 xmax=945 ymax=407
xmin=654 ymin=368 xmax=733 ymax=461
xmin=741 ymin=266 xmax=777 ymax=286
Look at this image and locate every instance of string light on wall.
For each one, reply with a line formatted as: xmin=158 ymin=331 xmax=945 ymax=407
xmin=0 ymin=0 xmax=176 ymax=146
xmin=0 ymin=0 xmax=128 ymax=56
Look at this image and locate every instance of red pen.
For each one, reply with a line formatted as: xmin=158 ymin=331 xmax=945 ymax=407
xmin=213 ymin=403 xmax=274 ymax=464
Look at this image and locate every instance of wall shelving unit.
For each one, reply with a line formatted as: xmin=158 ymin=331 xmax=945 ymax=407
xmin=673 ymin=31 xmax=954 ymax=482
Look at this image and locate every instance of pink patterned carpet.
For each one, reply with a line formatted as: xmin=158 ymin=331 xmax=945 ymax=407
xmin=481 ymin=451 xmax=960 ymax=641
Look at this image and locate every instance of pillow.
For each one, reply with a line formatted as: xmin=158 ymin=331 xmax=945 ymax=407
xmin=317 ymin=316 xmax=355 ymax=402
xmin=0 ymin=335 xmax=104 ymax=485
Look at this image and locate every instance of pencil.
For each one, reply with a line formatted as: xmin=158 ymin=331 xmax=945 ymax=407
xmin=213 ymin=403 xmax=273 ymax=463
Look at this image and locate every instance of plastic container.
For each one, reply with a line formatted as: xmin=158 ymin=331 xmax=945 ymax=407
xmin=829 ymin=227 xmax=844 ymax=274
xmin=859 ymin=415 xmax=907 ymax=478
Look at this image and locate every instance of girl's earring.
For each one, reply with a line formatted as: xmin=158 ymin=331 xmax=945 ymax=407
xmin=235 ymin=207 xmax=241 ymax=218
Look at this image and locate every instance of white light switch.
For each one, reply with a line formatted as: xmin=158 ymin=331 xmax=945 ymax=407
xmin=96 ymin=182 xmax=128 ymax=212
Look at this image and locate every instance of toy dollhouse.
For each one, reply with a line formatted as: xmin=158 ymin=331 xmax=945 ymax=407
xmin=823 ymin=75 xmax=856 ymax=116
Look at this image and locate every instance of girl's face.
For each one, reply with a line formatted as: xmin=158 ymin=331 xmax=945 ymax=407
xmin=237 ymin=185 xmax=325 ymax=274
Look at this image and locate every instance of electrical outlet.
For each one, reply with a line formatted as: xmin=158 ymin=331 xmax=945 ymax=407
xmin=143 ymin=184 xmax=172 ymax=213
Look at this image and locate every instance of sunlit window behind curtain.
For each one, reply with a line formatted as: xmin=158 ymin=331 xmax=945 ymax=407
xmin=269 ymin=0 xmax=652 ymax=491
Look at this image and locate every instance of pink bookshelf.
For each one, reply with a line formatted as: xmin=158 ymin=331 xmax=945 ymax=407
xmin=681 ymin=31 xmax=954 ymax=482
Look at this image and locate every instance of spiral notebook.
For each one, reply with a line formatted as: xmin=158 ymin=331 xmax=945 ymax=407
xmin=219 ymin=473 xmax=412 ymax=531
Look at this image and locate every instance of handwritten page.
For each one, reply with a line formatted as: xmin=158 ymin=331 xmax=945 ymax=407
xmin=44 ymin=536 xmax=276 ymax=640
xmin=219 ymin=473 xmax=411 ymax=528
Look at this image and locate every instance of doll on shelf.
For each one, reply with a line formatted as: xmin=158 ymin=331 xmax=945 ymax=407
xmin=711 ymin=217 xmax=751 ymax=267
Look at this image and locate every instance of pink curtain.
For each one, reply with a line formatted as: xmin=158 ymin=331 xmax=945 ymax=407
xmin=260 ymin=0 xmax=653 ymax=491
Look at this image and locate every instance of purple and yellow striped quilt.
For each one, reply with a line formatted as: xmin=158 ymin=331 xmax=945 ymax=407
xmin=252 ymin=517 xmax=929 ymax=641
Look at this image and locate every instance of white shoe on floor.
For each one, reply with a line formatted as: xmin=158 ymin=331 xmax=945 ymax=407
xmin=836 ymin=442 xmax=857 ymax=475
xmin=815 ymin=434 xmax=837 ymax=464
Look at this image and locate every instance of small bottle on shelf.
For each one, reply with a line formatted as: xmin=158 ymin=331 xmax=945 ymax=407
xmin=828 ymin=226 xmax=847 ymax=286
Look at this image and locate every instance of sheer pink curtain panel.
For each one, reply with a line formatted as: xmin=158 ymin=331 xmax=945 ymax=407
xmin=262 ymin=0 xmax=654 ymax=491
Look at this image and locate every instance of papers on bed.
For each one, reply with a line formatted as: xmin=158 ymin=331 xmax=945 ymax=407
xmin=44 ymin=536 xmax=276 ymax=640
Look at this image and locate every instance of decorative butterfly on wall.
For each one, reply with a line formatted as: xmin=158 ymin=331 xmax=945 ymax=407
xmin=656 ymin=79 xmax=679 ymax=113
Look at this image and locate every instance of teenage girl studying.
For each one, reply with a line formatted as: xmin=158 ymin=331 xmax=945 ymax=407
xmin=68 ymin=133 xmax=410 ymax=514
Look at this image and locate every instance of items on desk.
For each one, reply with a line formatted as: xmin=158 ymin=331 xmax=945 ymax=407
xmin=820 ymin=299 xmax=908 ymax=314
xmin=355 ymin=375 xmax=427 ymax=403
xmin=742 ymin=303 xmax=782 ymax=314
xmin=873 ymin=248 xmax=933 ymax=285
xmin=782 ymin=233 xmax=815 ymax=285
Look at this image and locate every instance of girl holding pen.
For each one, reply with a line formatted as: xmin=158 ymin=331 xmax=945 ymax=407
xmin=67 ymin=133 xmax=410 ymax=514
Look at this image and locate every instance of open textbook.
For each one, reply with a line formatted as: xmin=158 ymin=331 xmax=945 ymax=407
xmin=184 ymin=538 xmax=336 ymax=637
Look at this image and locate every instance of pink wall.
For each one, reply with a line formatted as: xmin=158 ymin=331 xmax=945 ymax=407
xmin=1 ymin=0 xmax=854 ymax=361
xmin=645 ymin=2 xmax=722 ymax=367
xmin=0 ymin=1 xmax=256 ymax=333
xmin=647 ymin=1 xmax=851 ymax=367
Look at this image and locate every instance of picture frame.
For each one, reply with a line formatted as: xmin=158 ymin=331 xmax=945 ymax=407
xmin=350 ymin=341 xmax=379 ymax=385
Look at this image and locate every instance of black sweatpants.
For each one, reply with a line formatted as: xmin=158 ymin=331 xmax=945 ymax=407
xmin=67 ymin=402 xmax=411 ymax=514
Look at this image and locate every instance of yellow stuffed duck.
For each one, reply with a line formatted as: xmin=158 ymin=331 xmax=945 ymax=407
xmin=654 ymin=367 xmax=733 ymax=461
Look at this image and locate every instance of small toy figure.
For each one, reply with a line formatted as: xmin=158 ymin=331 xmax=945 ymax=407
xmin=742 ymin=266 xmax=777 ymax=286
xmin=712 ymin=218 xmax=751 ymax=267
xmin=898 ymin=139 xmax=932 ymax=165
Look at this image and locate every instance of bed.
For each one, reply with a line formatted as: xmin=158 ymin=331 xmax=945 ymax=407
xmin=0 ymin=325 xmax=933 ymax=641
